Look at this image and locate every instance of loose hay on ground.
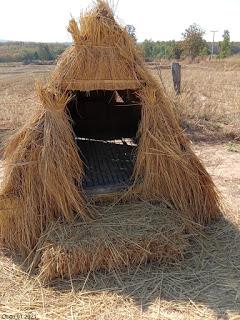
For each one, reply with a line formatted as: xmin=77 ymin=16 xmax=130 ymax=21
xmin=38 ymin=202 xmax=192 ymax=280
xmin=1 ymin=211 xmax=240 ymax=319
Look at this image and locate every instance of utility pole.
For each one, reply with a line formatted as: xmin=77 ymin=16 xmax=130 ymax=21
xmin=210 ymin=30 xmax=218 ymax=60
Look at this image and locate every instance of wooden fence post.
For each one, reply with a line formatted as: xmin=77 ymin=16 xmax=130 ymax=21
xmin=171 ymin=62 xmax=181 ymax=95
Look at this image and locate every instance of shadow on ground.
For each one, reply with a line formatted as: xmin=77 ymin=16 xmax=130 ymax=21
xmin=37 ymin=215 xmax=240 ymax=319
xmin=182 ymin=119 xmax=240 ymax=144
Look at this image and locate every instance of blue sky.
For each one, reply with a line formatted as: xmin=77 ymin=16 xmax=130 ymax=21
xmin=0 ymin=0 xmax=239 ymax=42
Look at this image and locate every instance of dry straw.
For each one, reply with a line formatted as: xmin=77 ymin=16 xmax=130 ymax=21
xmin=0 ymin=86 xmax=88 ymax=255
xmin=0 ymin=0 xmax=221 ymax=260
xmin=38 ymin=202 xmax=192 ymax=281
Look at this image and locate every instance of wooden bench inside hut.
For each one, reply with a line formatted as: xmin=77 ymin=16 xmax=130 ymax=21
xmin=67 ymin=90 xmax=141 ymax=195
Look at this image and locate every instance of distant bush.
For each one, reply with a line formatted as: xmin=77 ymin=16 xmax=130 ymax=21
xmin=20 ymin=48 xmax=39 ymax=64
xmin=0 ymin=55 xmax=20 ymax=63
xmin=139 ymin=40 xmax=183 ymax=61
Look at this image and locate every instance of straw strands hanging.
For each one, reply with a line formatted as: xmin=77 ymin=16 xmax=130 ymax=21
xmin=0 ymin=0 xmax=221 ymax=264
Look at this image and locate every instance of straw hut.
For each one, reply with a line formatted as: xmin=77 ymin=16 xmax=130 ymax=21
xmin=0 ymin=1 xmax=221 ymax=265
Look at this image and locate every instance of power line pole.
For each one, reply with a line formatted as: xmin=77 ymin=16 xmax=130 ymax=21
xmin=210 ymin=30 xmax=218 ymax=60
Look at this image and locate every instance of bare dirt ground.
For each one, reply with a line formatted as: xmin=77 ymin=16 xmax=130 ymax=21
xmin=0 ymin=63 xmax=240 ymax=319
xmin=194 ymin=143 xmax=240 ymax=212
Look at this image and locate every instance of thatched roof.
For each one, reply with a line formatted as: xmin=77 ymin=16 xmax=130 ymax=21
xmin=50 ymin=1 xmax=146 ymax=91
xmin=0 ymin=0 xmax=222 ymax=259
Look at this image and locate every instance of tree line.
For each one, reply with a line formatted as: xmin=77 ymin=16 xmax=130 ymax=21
xmin=0 ymin=24 xmax=235 ymax=63
xmin=0 ymin=42 xmax=68 ymax=63
xmin=137 ymin=24 xmax=233 ymax=61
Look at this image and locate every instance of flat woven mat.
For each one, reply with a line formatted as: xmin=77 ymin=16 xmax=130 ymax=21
xmin=38 ymin=202 xmax=191 ymax=280
xmin=77 ymin=139 xmax=136 ymax=194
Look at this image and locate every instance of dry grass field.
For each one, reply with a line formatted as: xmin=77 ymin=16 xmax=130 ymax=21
xmin=0 ymin=62 xmax=240 ymax=319
xmin=0 ymin=63 xmax=51 ymax=129
xmin=152 ymin=63 xmax=240 ymax=142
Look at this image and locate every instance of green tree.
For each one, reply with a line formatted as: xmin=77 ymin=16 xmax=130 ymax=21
xmin=38 ymin=44 xmax=53 ymax=61
xmin=33 ymin=51 xmax=39 ymax=60
xmin=182 ymin=23 xmax=207 ymax=58
xmin=21 ymin=49 xmax=36 ymax=64
xmin=153 ymin=41 xmax=165 ymax=58
xmin=140 ymin=39 xmax=155 ymax=61
xmin=219 ymin=30 xmax=231 ymax=58
xmin=140 ymin=40 xmax=184 ymax=61
xmin=200 ymin=46 xmax=210 ymax=56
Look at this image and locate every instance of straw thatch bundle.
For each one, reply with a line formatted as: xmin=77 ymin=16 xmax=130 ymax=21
xmin=0 ymin=0 xmax=221 ymax=259
xmin=38 ymin=202 xmax=191 ymax=281
xmin=50 ymin=1 xmax=143 ymax=91
xmin=133 ymin=85 xmax=221 ymax=223
xmin=0 ymin=87 xmax=88 ymax=254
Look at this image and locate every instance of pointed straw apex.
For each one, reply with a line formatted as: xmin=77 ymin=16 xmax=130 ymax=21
xmin=68 ymin=18 xmax=81 ymax=43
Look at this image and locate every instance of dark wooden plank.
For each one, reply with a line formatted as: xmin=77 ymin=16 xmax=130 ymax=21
xmin=171 ymin=62 xmax=181 ymax=95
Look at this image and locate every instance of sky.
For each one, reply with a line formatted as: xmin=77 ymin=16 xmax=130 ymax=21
xmin=0 ymin=0 xmax=239 ymax=43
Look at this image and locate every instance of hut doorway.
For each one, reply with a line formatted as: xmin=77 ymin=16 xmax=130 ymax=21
xmin=67 ymin=90 xmax=141 ymax=195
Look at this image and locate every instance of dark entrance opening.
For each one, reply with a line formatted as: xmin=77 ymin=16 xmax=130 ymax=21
xmin=67 ymin=90 xmax=141 ymax=195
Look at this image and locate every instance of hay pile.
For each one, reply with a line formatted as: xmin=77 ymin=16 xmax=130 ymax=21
xmin=0 ymin=0 xmax=221 ymax=259
xmin=38 ymin=202 xmax=192 ymax=280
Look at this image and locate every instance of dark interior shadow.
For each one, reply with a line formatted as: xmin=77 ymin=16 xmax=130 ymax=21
xmin=40 ymin=215 xmax=240 ymax=319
